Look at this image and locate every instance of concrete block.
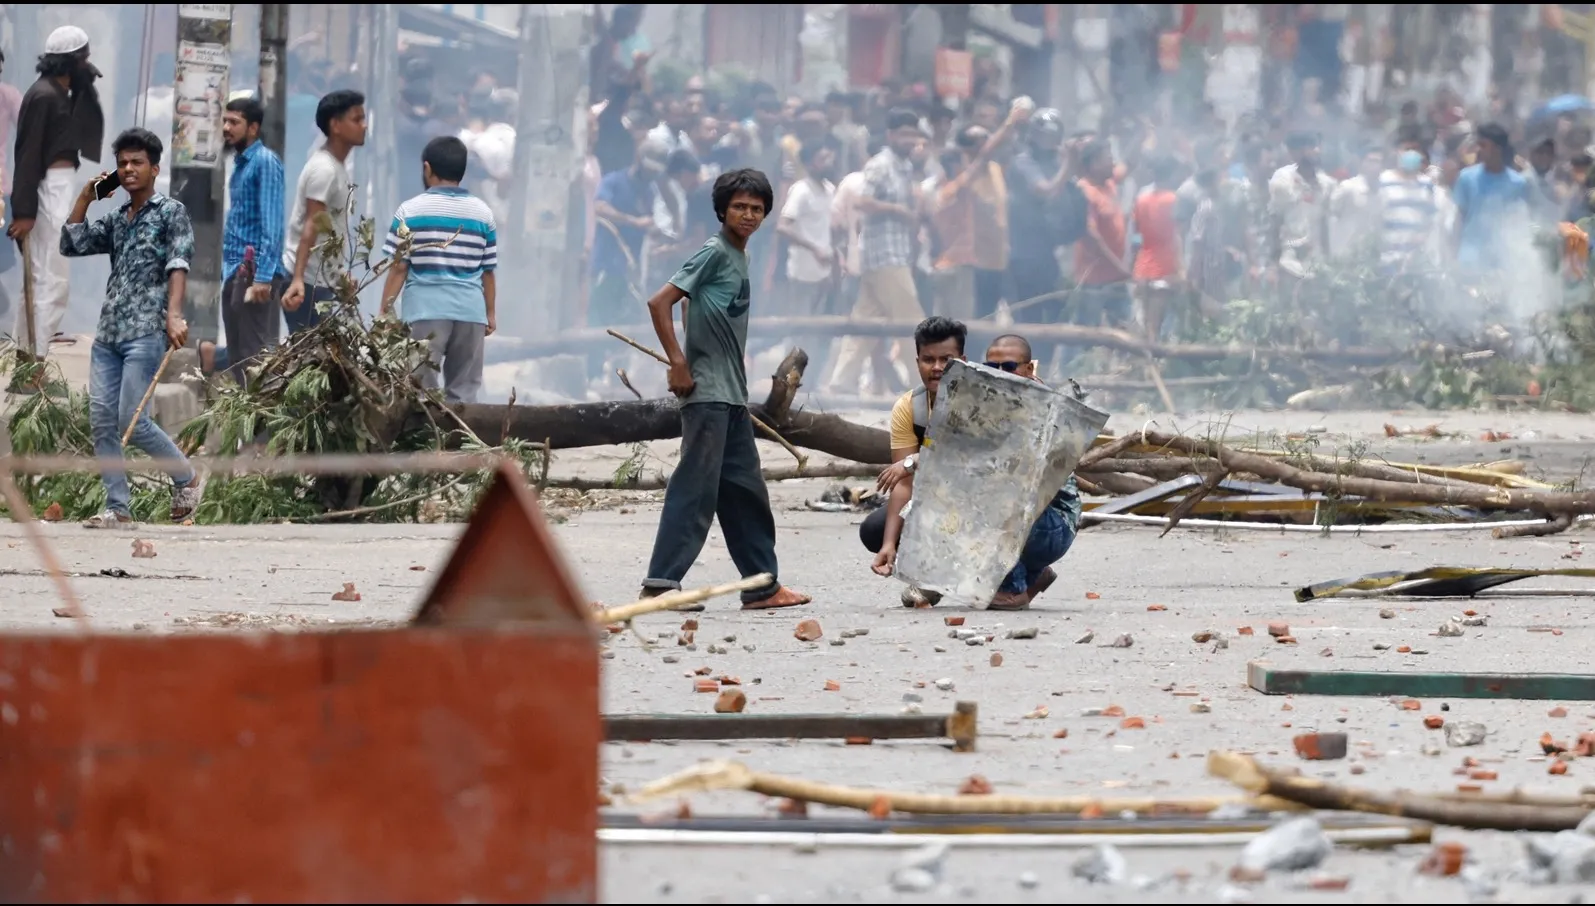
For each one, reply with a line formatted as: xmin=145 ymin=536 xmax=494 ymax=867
xmin=895 ymin=360 xmax=1109 ymax=607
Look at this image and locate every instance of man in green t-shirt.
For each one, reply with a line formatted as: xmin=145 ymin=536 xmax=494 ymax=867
xmin=639 ymin=168 xmax=813 ymax=611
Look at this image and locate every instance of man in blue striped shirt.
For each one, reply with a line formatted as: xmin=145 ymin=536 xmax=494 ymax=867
xmin=379 ymin=135 xmax=497 ymax=404
xmin=216 ymin=96 xmax=285 ymax=384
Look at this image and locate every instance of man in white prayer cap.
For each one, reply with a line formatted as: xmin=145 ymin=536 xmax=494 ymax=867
xmin=6 ymin=25 xmax=105 ymax=389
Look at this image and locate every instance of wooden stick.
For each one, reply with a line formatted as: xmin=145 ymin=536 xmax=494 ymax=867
xmin=630 ymin=759 xmax=1305 ymax=816
xmin=0 ymin=468 xmax=86 ymax=621
xmin=1208 ymin=750 xmax=1592 ymax=831
xmin=594 ymin=573 xmax=772 ymax=624
xmin=606 ymin=329 xmax=809 ymax=470
xmin=1493 ymin=513 xmax=1573 ymax=538
xmin=1143 ymin=354 xmax=1178 ymax=414
xmin=18 ymin=235 xmax=36 ymax=358
xmin=121 ymin=345 xmax=178 ymax=447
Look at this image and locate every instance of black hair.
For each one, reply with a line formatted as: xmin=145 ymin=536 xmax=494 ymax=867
xmin=1149 ymin=154 xmax=1179 ymax=186
xmin=988 ymin=333 xmax=1032 ymax=361
xmin=225 ymin=96 xmax=265 ymax=128
xmin=711 ymin=168 xmax=774 ymax=223
xmin=955 ymin=125 xmax=987 ymax=150
xmin=1476 ymin=122 xmax=1511 ymax=153
xmin=36 ymin=51 xmax=82 ymax=79
xmin=929 ymin=105 xmax=957 ymax=121
xmin=797 ymin=140 xmax=831 ymax=169
xmin=315 ymin=89 xmax=366 ymax=137
xmin=886 ymin=107 xmax=921 ymax=132
xmin=1078 ymin=138 xmax=1111 ymax=171
xmin=112 ymin=128 xmax=164 ymax=167
xmin=666 ymin=149 xmax=700 ymax=177
xmin=423 ymin=135 xmax=468 ymax=182
xmin=1285 ymin=130 xmax=1319 ymax=150
xmin=913 ymin=316 xmax=967 ymax=355
xmin=1573 ymin=152 xmax=1594 ymax=169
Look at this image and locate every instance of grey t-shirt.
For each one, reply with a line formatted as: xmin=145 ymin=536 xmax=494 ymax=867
xmin=668 ymin=232 xmax=750 ymax=407
xmin=281 ymin=147 xmax=352 ymax=287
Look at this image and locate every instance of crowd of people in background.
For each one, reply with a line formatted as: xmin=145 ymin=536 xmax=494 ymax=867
xmin=581 ymin=6 xmax=1595 ymax=397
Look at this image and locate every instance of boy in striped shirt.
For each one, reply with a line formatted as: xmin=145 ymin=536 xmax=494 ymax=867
xmin=380 ymin=135 xmax=497 ymax=403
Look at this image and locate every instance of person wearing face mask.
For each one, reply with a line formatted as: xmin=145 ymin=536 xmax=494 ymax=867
xmin=8 ymin=26 xmax=105 ymax=387
xmin=1377 ymin=142 xmax=1441 ymax=272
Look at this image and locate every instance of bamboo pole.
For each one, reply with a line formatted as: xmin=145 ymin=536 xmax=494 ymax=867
xmin=630 ymin=759 xmax=1305 ymax=816
xmin=594 ymin=574 xmax=773 ymax=624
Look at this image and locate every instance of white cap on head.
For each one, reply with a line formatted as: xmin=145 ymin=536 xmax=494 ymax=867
xmin=45 ymin=25 xmax=90 ymax=55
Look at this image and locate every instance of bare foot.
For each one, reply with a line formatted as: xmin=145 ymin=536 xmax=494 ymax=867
xmin=988 ymin=590 xmax=1031 ymax=611
xmin=741 ymin=586 xmax=812 ymax=610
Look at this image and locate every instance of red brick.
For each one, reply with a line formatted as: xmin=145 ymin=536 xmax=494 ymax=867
xmin=1267 ymin=621 xmax=1290 ymax=637
xmin=693 ymin=678 xmax=720 ymax=693
xmin=1550 ymin=760 xmax=1569 ymax=775
xmin=1120 ymin=716 xmax=1146 ymax=729
xmin=330 ymin=581 xmax=360 ymax=601
xmin=1147 ymin=604 xmax=1167 ymax=612
xmin=1549 ymin=706 xmax=1568 ymax=718
xmin=713 ymin=688 xmax=746 ymax=713
xmin=944 ymin=616 xmax=965 ymax=626
xmin=823 ymin=679 xmax=841 ymax=691
xmin=1419 ymin=841 xmax=1466 ymax=876
xmin=1237 ymin=626 xmax=1255 ymax=636
xmin=1424 ymin=715 xmax=1445 ymax=729
xmin=40 ymin=503 xmax=62 ymax=522
xmin=1293 ymin=731 xmax=1348 ymax=761
xmin=794 ymin=619 xmax=823 ymax=642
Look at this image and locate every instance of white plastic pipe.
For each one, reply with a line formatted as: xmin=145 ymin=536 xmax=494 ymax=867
xmin=599 ymin=824 xmax=1421 ymax=849
xmin=1082 ymin=512 xmax=1595 ymax=534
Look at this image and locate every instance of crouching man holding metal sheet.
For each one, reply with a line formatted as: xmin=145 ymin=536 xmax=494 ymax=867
xmin=860 ymin=320 xmax=1107 ymax=610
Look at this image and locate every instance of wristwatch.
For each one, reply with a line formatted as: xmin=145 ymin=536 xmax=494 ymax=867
xmin=902 ymin=454 xmax=918 ymax=473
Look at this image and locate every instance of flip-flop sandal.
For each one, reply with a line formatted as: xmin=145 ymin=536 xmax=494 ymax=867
xmin=82 ymin=510 xmax=133 ymax=529
xmin=741 ymin=587 xmax=811 ymax=610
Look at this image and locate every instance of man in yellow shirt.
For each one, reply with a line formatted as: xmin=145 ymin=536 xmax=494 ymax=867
xmin=859 ymin=321 xmax=1081 ymax=610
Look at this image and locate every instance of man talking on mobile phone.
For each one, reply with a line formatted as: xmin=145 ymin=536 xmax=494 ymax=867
xmin=60 ymin=128 xmax=202 ymax=528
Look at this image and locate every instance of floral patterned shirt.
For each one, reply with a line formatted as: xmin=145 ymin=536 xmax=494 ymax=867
xmin=61 ymin=193 xmax=194 ymax=345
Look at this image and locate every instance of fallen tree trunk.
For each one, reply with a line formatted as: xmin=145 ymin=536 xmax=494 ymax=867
xmin=1143 ymin=430 xmax=1595 ymax=515
xmin=546 ymin=461 xmax=887 ymax=493
xmin=488 ymin=318 xmax=1403 ymax=366
xmin=446 ymin=347 xmax=895 ymax=464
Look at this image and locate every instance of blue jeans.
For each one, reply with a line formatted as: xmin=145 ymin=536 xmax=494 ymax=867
xmin=89 ymin=333 xmax=195 ymax=516
xmin=997 ymin=506 xmax=1077 ymax=595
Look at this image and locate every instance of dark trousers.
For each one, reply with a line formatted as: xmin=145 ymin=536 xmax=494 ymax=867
xmin=859 ymin=504 xmax=1075 ymax=594
xmin=1009 ymin=254 xmax=1062 ymax=323
xmin=284 ymin=284 xmax=334 ymax=335
xmin=219 ymin=270 xmax=284 ymax=384
xmin=644 ymin=403 xmax=780 ymax=603
xmin=974 ymin=267 xmax=1006 ymax=320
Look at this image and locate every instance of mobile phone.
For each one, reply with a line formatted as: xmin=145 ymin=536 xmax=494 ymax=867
xmin=93 ymin=175 xmax=118 ymax=201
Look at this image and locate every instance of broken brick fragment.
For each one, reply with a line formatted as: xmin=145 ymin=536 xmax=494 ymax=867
xmin=989 ymin=652 xmax=1003 ymax=667
xmin=330 ymin=581 xmax=360 ymax=602
xmin=693 ymin=678 xmax=720 ymax=693
xmin=1267 ymin=621 xmax=1289 ymax=637
xmin=1400 ymin=699 xmax=1422 ymax=711
xmin=1468 ymin=769 xmax=1498 ymax=781
xmin=1275 ymin=635 xmax=1298 ymax=645
xmin=1542 ymin=732 xmax=1568 ymax=755
xmin=944 ymin=616 xmax=965 ymax=626
xmin=844 ymin=736 xmax=872 ymax=745
xmin=1147 ymin=604 xmax=1167 ymax=612
xmin=1120 ymin=716 xmax=1146 ymax=729
xmin=1102 ymin=704 xmax=1126 ymax=718
xmin=869 ymin=796 xmax=892 ymax=819
xmin=681 ymin=618 xmax=699 ymax=631
xmin=958 ymin=774 xmax=994 ymax=795
xmin=1237 ymin=626 xmax=1254 ymax=636
xmin=1419 ymin=841 xmax=1466 ymax=876
xmin=794 ymin=619 xmax=823 ymax=642
xmin=823 ymin=679 xmax=841 ymax=691
xmin=1053 ymin=728 xmax=1069 ymax=739
xmin=1550 ymin=760 xmax=1569 ymax=775
xmin=1548 ymin=705 xmax=1568 ymax=718
xmin=1423 ymin=716 xmax=1445 ymax=730
xmin=713 ymin=689 xmax=746 ymax=713
xmin=1292 ymin=731 xmax=1348 ymax=761
xmin=40 ymin=503 xmax=63 ymax=522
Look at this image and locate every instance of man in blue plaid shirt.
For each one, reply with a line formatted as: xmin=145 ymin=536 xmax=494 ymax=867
xmin=210 ymin=95 xmax=285 ymax=384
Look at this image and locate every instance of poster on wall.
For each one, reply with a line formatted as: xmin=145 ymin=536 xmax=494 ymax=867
xmin=178 ymin=4 xmax=230 ymax=20
xmin=172 ymin=40 xmax=229 ymax=168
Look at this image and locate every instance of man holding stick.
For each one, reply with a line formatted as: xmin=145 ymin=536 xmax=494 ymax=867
xmin=9 ymin=26 xmax=105 ymax=387
xmin=61 ymin=128 xmax=202 ymax=528
xmin=637 ymin=167 xmax=812 ymax=611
